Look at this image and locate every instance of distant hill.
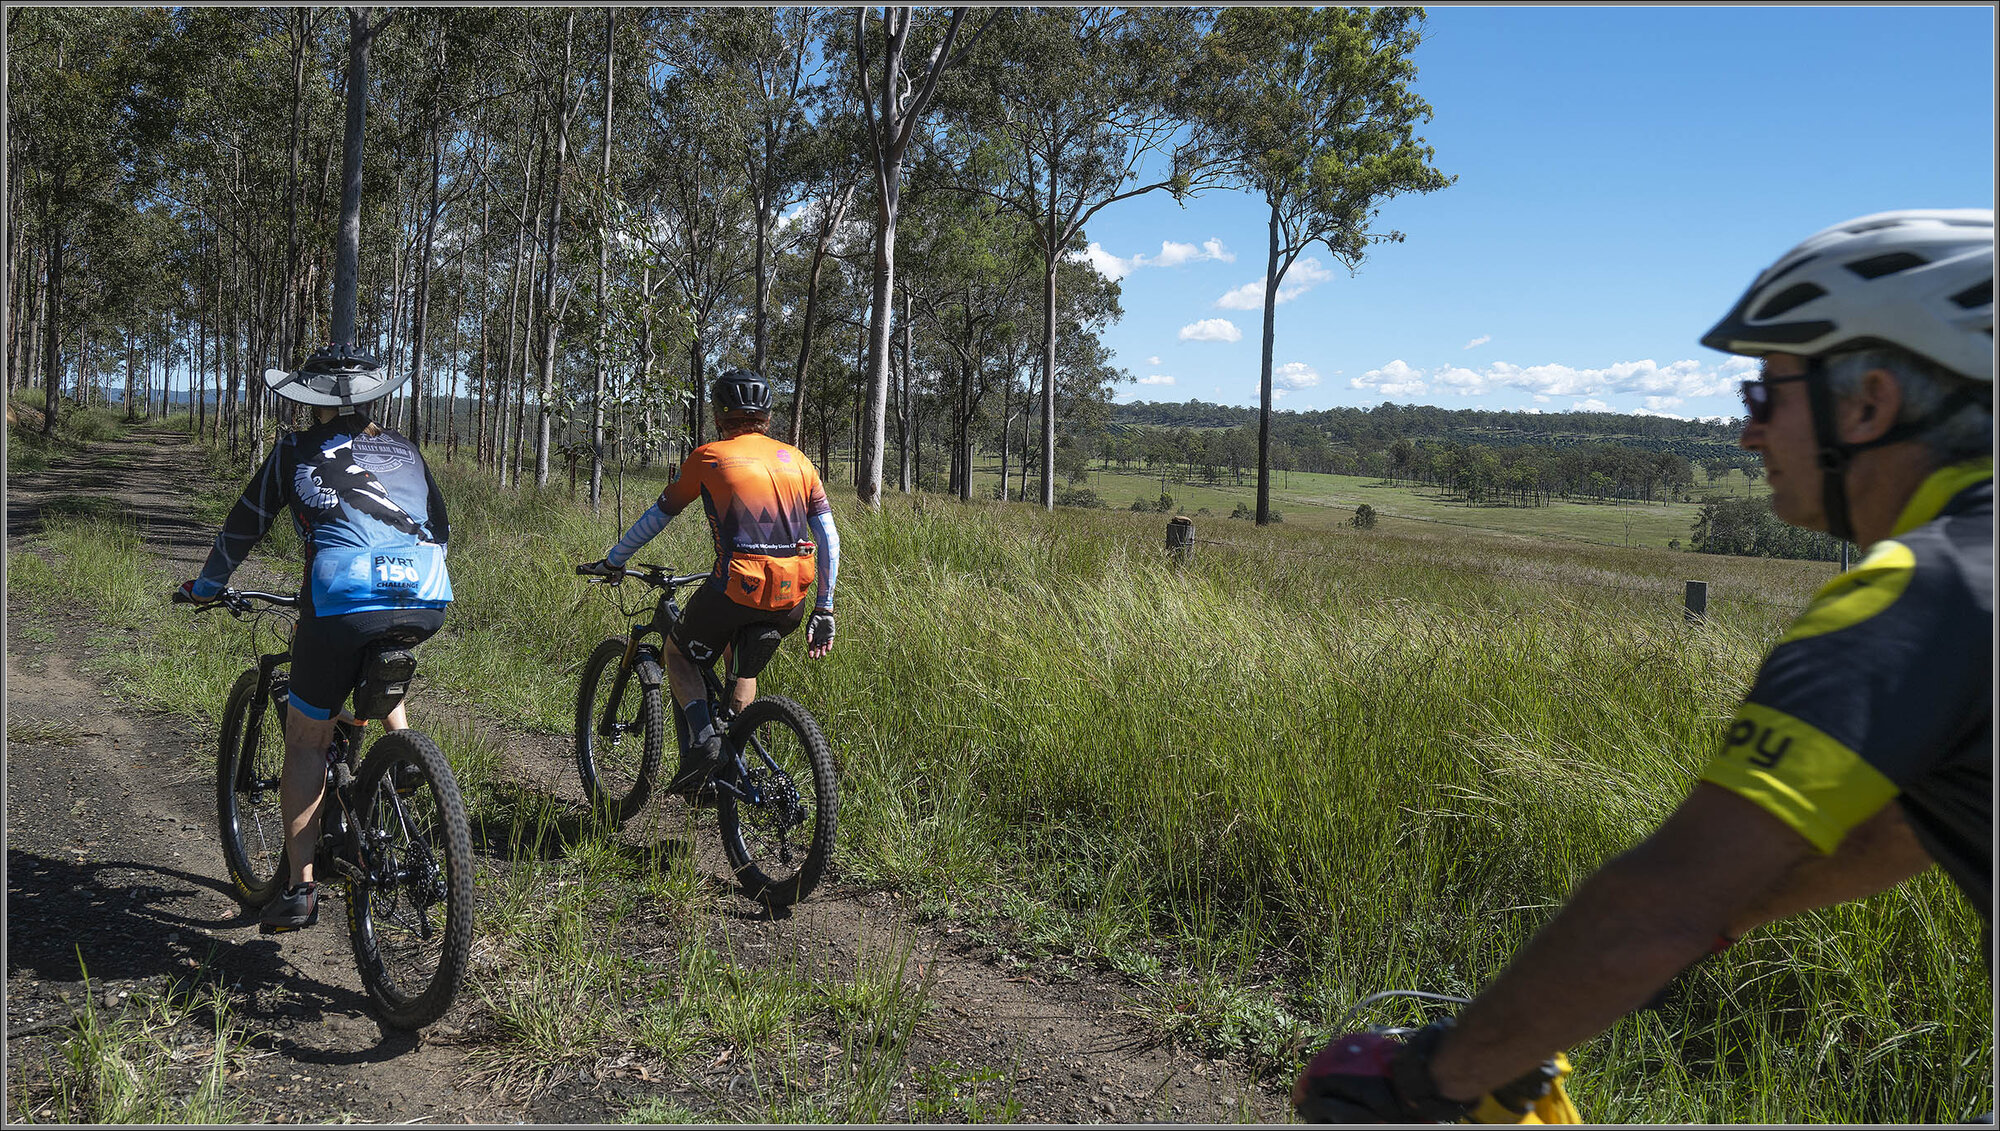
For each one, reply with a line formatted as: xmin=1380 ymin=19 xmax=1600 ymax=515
xmin=1111 ymin=398 xmax=1746 ymax=461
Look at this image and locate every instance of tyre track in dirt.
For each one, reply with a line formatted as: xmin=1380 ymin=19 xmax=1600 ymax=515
xmin=6 ymin=427 xmax=1288 ymax=1124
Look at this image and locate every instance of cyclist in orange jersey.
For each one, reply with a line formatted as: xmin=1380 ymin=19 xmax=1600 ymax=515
xmin=584 ymin=369 xmax=839 ymax=795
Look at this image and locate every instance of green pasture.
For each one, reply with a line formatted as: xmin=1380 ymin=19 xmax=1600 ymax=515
xmin=962 ymin=460 xmax=1770 ymax=551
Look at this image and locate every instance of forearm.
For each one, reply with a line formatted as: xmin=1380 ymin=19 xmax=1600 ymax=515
xmin=606 ymin=502 xmax=671 ymax=566
xmin=1429 ymin=783 xmax=1815 ymax=1101
xmin=1725 ymin=801 xmax=1929 ymax=937
xmin=1428 ymin=848 xmax=1729 ymax=1100
xmin=808 ymin=510 xmax=838 ymax=608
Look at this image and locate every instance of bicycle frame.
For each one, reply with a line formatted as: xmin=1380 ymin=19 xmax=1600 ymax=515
xmin=590 ymin=565 xmax=791 ymax=808
xmin=194 ymin=587 xmax=417 ymax=889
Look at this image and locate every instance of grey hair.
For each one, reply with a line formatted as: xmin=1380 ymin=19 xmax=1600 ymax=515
xmin=1824 ymin=346 xmax=1992 ymax=466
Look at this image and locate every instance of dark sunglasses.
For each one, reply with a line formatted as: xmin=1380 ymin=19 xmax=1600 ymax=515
xmin=1738 ymin=372 xmax=1812 ymax=424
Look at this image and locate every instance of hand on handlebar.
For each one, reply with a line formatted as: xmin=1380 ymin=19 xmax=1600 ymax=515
xmin=1293 ymin=1021 xmax=1577 ymax=1124
xmin=577 ymin=558 xmax=625 ymax=583
xmin=174 ymin=580 xmax=217 ymax=605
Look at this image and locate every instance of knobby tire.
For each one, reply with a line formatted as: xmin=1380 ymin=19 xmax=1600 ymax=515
xmin=717 ymin=695 xmax=838 ymax=909
xmin=216 ymin=666 xmax=288 ymax=909
xmin=575 ymin=637 xmax=664 ymax=824
xmin=347 ymin=729 xmax=474 ymax=1030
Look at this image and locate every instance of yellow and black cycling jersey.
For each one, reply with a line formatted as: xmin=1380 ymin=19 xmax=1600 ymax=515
xmin=1699 ymin=459 xmax=1992 ymax=924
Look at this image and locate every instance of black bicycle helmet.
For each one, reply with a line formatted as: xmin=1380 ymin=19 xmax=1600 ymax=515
xmin=712 ymin=368 xmax=772 ymax=416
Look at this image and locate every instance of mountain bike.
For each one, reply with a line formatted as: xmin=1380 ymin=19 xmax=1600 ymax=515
xmin=179 ymin=586 xmax=473 ymax=1030
xmin=574 ymin=561 xmax=837 ymax=909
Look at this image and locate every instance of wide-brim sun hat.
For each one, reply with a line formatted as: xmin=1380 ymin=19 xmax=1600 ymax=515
xmin=263 ymin=346 xmax=411 ymax=408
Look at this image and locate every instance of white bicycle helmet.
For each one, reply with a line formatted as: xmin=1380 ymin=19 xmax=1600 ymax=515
xmin=1701 ymin=208 xmax=1993 ymax=382
xmin=263 ymin=345 xmax=410 ymax=409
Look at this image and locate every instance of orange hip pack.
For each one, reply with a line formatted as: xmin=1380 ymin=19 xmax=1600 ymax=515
xmin=724 ymin=547 xmax=814 ymax=611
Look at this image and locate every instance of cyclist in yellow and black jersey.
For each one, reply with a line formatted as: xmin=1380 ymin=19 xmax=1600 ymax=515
xmin=1295 ymin=210 xmax=1992 ymax=1124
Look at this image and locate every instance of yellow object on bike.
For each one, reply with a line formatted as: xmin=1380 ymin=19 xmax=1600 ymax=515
xmin=1463 ymin=1053 xmax=1581 ymax=1124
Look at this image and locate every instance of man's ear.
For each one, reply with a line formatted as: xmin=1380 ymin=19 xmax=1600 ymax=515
xmin=1842 ymin=367 xmax=1904 ymax=445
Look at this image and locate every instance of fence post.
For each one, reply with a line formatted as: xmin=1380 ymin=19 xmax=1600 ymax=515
xmin=1684 ymin=580 xmax=1708 ymax=625
xmin=1166 ymin=515 xmax=1193 ymax=565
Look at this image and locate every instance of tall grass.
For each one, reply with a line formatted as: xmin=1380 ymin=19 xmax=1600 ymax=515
xmin=408 ymin=460 xmax=1980 ymax=1120
xmin=11 ymin=442 xmax=1986 ymax=1124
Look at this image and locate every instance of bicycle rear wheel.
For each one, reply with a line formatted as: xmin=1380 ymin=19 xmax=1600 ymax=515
xmin=216 ymin=667 xmax=288 ymax=909
xmin=347 ymin=730 xmax=474 ymax=1030
xmin=717 ymin=695 xmax=838 ymax=909
xmin=575 ymin=637 xmax=664 ymax=822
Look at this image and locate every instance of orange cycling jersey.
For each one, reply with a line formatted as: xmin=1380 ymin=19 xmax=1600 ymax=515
xmin=657 ymin=432 xmax=832 ymax=611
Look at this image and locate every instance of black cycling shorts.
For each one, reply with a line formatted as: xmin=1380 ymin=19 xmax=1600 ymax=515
xmin=670 ymin=581 xmax=806 ymax=680
xmin=288 ymin=606 xmax=446 ymax=721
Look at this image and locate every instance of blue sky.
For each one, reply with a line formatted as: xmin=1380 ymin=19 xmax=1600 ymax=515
xmin=1082 ymin=5 xmax=1996 ymax=420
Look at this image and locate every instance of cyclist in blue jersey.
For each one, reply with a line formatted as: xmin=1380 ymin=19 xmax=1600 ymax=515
xmin=178 ymin=347 xmax=452 ymax=929
xmin=1296 ymin=210 xmax=1992 ymax=1123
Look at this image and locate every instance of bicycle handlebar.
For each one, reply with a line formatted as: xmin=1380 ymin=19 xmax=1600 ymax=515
xmin=575 ymin=561 xmax=707 ymax=590
xmin=176 ymin=587 xmax=300 ymax=615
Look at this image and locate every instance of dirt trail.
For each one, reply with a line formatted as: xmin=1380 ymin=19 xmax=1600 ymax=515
xmin=6 ymin=427 xmax=1287 ymax=1124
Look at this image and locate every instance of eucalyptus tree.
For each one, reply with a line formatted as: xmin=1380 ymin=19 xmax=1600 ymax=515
xmin=366 ymin=7 xmax=497 ymax=447
xmin=942 ymin=6 xmax=1221 ymax=510
xmin=780 ymin=104 xmax=870 ymax=447
xmin=636 ymin=26 xmax=757 ymax=457
xmin=8 ymin=7 xmax=168 ymax=433
xmin=847 ymin=5 xmax=993 ymax=506
xmin=679 ymin=7 xmax=828 ymax=377
xmin=894 ymin=174 xmax=1039 ymax=500
xmin=1200 ymin=7 xmax=1453 ymax=524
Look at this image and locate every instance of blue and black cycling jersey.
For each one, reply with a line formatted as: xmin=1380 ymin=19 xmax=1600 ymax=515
xmin=193 ymin=415 xmax=452 ymax=617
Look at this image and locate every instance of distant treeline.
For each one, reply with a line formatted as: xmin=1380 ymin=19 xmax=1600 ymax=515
xmin=1100 ymin=399 xmax=1761 ymax=505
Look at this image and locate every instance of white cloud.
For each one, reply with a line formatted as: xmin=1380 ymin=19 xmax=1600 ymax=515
xmin=1083 ymin=242 xmax=1137 ymax=280
xmin=1151 ymin=238 xmax=1235 ymax=268
xmin=1346 ymin=356 xmax=1744 ymax=403
xmin=1351 ymin=359 xmax=1429 ymax=398
xmin=1572 ymin=398 xmax=1612 ymax=412
xmin=1083 ymin=237 xmax=1233 ymax=280
xmin=1215 ymin=257 xmax=1337 ymax=310
xmin=1137 ymin=374 xmax=1176 ymax=386
xmin=1274 ymin=362 xmax=1320 ymax=390
xmin=1463 ymin=334 xmax=1491 ymax=350
xmin=1146 ymin=356 xmax=1162 ymax=366
xmin=1179 ymin=318 xmax=1242 ymax=343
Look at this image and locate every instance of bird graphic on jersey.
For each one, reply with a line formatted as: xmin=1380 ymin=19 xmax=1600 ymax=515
xmin=294 ymin=436 xmax=435 ymax=542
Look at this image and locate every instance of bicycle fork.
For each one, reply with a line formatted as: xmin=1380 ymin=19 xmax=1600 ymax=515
xmin=601 ymin=638 xmax=662 ymax=739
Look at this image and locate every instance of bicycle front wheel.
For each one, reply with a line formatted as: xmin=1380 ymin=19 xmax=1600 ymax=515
xmin=216 ymin=667 xmax=288 ymax=909
xmin=717 ymin=695 xmax=838 ymax=909
xmin=348 ymin=730 xmax=474 ymax=1030
xmin=575 ymin=637 xmax=664 ymax=823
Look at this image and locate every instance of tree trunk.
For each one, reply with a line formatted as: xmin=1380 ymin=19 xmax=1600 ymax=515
xmin=589 ymin=8 xmax=615 ymax=512
xmin=860 ymin=175 xmax=898 ymax=506
xmin=1255 ymin=197 xmax=1280 ymax=526
xmin=535 ymin=11 xmax=581 ymax=490
xmin=898 ymin=292 xmax=912 ymax=493
xmin=1039 ymin=254 xmax=1056 ymax=510
xmin=40 ymin=224 xmax=62 ymax=435
xmin=788 ymin=180 xmax=853 ymax=445
xmin=331 ymin=7 xmax=375 ymax=352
